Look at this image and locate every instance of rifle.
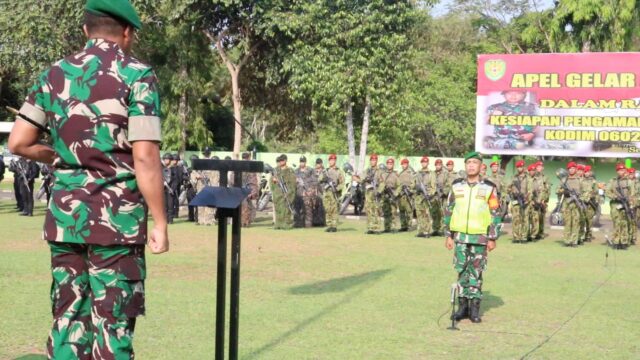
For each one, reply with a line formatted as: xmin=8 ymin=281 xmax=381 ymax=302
xmin=321 ymin=168 xmax=340 ymax=204
xmin=401 ymin=184 xmax=415 ymax=212
xmin=615 ymin=178 xmax=635 ymax=219
xmin=511 ymin=175 xmax=526 ymax=210
xmin=15 ymin=160 xmax=31 ymax=192
xmin=415 ymin=171 xmax=433 ymax=207
xmin=558 ymin=177 xmax=586 ymax=212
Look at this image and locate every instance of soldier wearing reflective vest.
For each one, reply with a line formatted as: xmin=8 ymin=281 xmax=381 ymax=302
xmin=445 ymin=151 xmax=502 ymax=324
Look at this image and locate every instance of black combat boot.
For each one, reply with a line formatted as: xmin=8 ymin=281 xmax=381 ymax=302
xmin=470 ymin=298 xmax=482 ymax=323
xmin=451 ymin=297 xmax=469 ymax=321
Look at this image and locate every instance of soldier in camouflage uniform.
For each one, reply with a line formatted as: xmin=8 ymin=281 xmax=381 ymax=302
xmin=558 ymin=162 xmax=586 ymax=246
xmin=606 ymin=164 xmax=635 ymax=249
xmin=362 ymin=154 xmax=383 ymax=234
xmin=381 ymin=158 xmax=399 ymax=232
xmin=162 ymin=153 xmax=175 ymax=224
xmin=526 ymin=164 xmax=545 ymax=241
xmin=294 ymin=156 xmax=318 ymax=228
xmin=509 ymin=160 xmax=529 ymax=243
xmin=485 ymin=90 xmax=538 ymax=150
xmin=432 ymin=159 xmax=449 ymax=236
xmin=197 ymin=147 xmax=219 ymax=225
xmin=240 ymin=152 xmax=259 ymax=227
xmin=534 ymin=161 xmax=550 ymax=239
xmin=397 ymin=158 xmax=415 ymax=232
xmin=445 ymin=152 xmax=501 ymax=324
xmin=186 ymin=154 xmax=199 ymax=222
xmin=319 ymin=154 xmax=344 ymax=232
xmin=626 ymin=167 xmax=638 ymax=245
xmin=480 ymin=163 xmax=487 ymax=178
xmin=446 ymin=160 xmax=458 ymax=191
xmin=581 ymin=165 xmax=597 ymax=242
xmin=7 ymin=2 xmax=169 ymax=357
xmin=414 ymin=156 xmax=436 ymax=237
xmin=272 ymin=154 xmax=297 ymax=229
xmin=313 ymin=158 xmax=326 ymax=226
xmin=487 ymin=161 xmax=507 ymax=219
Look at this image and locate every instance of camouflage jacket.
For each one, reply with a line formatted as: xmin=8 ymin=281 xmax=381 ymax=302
xmin=510 ymin=172 xmax=530 ymax=203
xmin=273 ymin=166 xmax=297 ymax=202
xmin=415 ymin=169 xmax=436 ymax=198
xmin=319 ymin=166 xmax=345 ymax=196
xmin=397 ymin=168 xmax=414 ymax=197
xmin=362 ymin=166 xmax=384 ymax=193
xmin=606 ymin=177 xmax=635 ymax=207
xmin=528 ymin=173 xmax=546 ymax=204
xmin=19 ymin=38 xmax=161 ymax=245
xmin=295 ymin=166 xmax=317 ymax=196
xmin=580 ymin=176 xmax=597 ymax=205
xmin=380 ymin=170 xmax=399 ymax=198
xmin=487 ymin=171 xmax=505 ymax=195
xmin=434 ymin=170 xmax=448 ymax=199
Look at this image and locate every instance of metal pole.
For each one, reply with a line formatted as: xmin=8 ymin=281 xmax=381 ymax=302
xmin=215 ymin=171 xmax=229 ymax=360
xmin=229 ymin=170 xmax=243 ymax=359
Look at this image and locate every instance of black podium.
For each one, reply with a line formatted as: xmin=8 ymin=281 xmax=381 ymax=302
xmin=190 ymin=159 xmax=264 ymax=360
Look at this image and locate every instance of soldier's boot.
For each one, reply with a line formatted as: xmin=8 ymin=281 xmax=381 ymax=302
xmin=470 ymin=298 xmax=482 ymax=323
xmin=415 ymin=232 xmax=426 ymax=238
xmin=451 ymin=297 xmax=469 ymax=321
xmin=366 ymin=230 xmax=376 ymax=235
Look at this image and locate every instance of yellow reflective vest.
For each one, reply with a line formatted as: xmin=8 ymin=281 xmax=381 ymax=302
xmin=450 ymin=180 xmax=493 ymax=235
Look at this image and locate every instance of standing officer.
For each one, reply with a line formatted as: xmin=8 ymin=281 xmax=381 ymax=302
xmin=162 ymin=153 xmax=175 ymax=224
xmin=581 ymin=165 xmax=597 ymax=242
xmin=558 ymin=162 xmax=586 ymax=246
xmin=19 ymin=158 xmax=40 ymax=216
xmin=313 ymin=158 xmax=326 ymax=226
xmin=415 ymin=156 xmax=436 ymax=237
xmin=319 ymin=154 xmax=344 ymax=232
xmin=186 ymin=154 xmax=199 ymax=222
xmin=445 ymin=152 xmax=501 ymax=324
xmin=433 ymin=159 xmax=449 ymax=235
xmin=363 ymin=154 xmax=383 ymax=234
xmin=480 ymin=163 xmax=487 ymax=178
xmin=272 ymin=154 xmax=296 ymax=229
xmin=509 ymin=160 xmax=529 ymax=243
xmin=9 ymin=158 xmax=23 ymax=212
xmin=197 ymin=147 xmax=219 ymax=225
xmin=381 ymin=158 xmax=399 ymax=233
xmin=446 ymin=160 xmax=458 ymax=192
xmin=7 ymin=0 xmax=169 ymax=357
xmin=170 ymin=154 xmax=183 ymax=218
xmin=397 ymin=158 xmax=415 ymax=232
xmin=606 ymin=164 xmax=634 ymax=249
xmin=295 ymin=155 xmax=318 ymax=228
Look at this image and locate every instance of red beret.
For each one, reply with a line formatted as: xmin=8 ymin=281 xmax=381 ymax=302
xmin=576 ymin=164 xmax=585 ymax=171
xmin=435 ymin=159 xmax=442 ymax=164
xmin=446 ymin=160 xmax=454 ymax=166
xmin=386 ymin=158 xmax=395 ymax=164
xmin=328 ymin=154 xmax=337 ymax=160
xmin=401 ymin=158 xmax=409 ymax=165
xmin=527 ymin=164 xmax=536 ymax=171
xmin=567 ymin=162 xmax=577 ymax=169
xmin=481 ymin=163 xmax=487 ymax=168
xmin=535 ymin=161 xmax=543 ymax=166
xmin=584 ymin=165 xmax=591 ymax=172
xmin=421 ymin=156 xmax=429 ymax=163
xmin=515 ymin=160 xmax=525 ymax=168
xmin=616 ymin=163 xmax=626 ymax=171
xmin=490 ymin=162 xmax=499 ymax=167
xmin=370 ymin=154 xmax=378 ymax=160
xmin=628 ymin=167 xmax=635 ymax=173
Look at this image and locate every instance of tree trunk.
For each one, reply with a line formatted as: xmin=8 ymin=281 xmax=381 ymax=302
xmin=230 ymin=68 xmax=242 ymax=158
xmin=357 ymin=94 xmax=372 ymax=175
xmin=345 ymin=101 xmax=356 ymax=168
xmin=178 ymin=65 xmax=189 ymax=157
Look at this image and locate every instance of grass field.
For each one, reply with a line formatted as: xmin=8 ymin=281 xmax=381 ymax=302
xmin=2 ymin=199 xmax=640 ymax=359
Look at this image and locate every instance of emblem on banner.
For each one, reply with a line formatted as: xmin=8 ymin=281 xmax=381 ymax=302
xmin=484 ymin=59 xmax=506 ymax=81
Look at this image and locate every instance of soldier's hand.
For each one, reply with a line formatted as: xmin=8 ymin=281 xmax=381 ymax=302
xmin=487 ymin=240 xmax=496 ymax=252
xmin=445 ymin=236 xmax=454 ymax=250
xmin=148 ymin=225 xmax=169 ymax=254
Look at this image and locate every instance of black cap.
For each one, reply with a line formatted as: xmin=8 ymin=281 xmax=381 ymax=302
xmin=241 ymin=152 xmax=250 ymax=160
xmin=316 ymin=158 xmax=323 ymax=164
xmin=279 ymin=154 xmax=287 ymax=161
xmin=172 ymin=154 xmax=180 ymax=161
xmin=203 ymin=146 xmax=212 ymax=154
xmin=224 ymin=156 xmax=232 ymax=160
xmin=162 ymin=153 xmax=172 ymax=160
xmin=300 ymin=156 xmax=307 ymax=163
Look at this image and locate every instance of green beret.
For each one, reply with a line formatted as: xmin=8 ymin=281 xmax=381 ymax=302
xmin=85 ymin=0 xmax=142 ymax=29
xmin=464 ymin=151 xmax=482 ymax=162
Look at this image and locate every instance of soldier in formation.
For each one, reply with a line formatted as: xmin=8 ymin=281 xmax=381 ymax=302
xmin=557 ymin=162 xmax=587 ymax=247
xmin=319 ymin=154 xmax=344 ymax=232
xmin=363 ymin=154 xmax=383 ymax=234
xmin=240 ymin=152 xmax=259 ymax=227
xmin=432 ymin=159 xmax=449 ymax=236
xmin=397 ymin=159 xmax=415 ymax=232
xmin=272 ymin=154 xmax=297 ymax=230
xmin=606 ymin=163 xmax=635 ymax=249
xmin=381 ymin=158 xmax=400 ymax=233
xmin=509 ymin=160 xmax=528 ymax=243
xmin=414 ymin=156 xmax=436 ymax=237
xmin=294 ymin=156 xmax=318 ymax=227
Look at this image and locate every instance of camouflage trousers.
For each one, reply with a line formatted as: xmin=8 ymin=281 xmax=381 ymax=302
xmin=562 ymin=202 xmax=583 ymax=245
xmin=323 ymin=191 xmax=340 ymax=228
xmin=537 ymin=204 xmax=547 ymax=238
xmin=364 ymin=191 xmax=382 ymax=231
xmin=415 ymin=198 xmax=433 ymax=235
xmin=241 ymin=198 xmax=256 ymax=227
xmin=398 ymin=195 xmax=413 ymax=230
xmin=525 ymin=204 xmax=540 ymax=239
xmin=301 ymin=193 xmax=317 ymax=227
xmin=273 ymin=193 xmax=294 ymax=229
xmin=510 ymin=203 xmax=527 ymax=241
xmin=382 ymin=196 xmax=398 ymax=231
xmin=197 ymin=206 xmax=216 ymax=225
xmin=48 ymin=242 xmax=145 ymax=360
xmin=453 ymin=242 xmax=487 ymax=299
xmin=430 ymin=198 xmax=445 ymax=233
xmin=611 ymin=203 xmax=631 ymax=245
xmin=582 ymin=204 xmax=595 ymax=241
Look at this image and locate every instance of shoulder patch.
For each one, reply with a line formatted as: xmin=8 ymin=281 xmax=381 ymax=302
xmin=452 ymin=178 xmax=465 ymax=185
xmin=482 ymin=178 xmax=496 ymax=188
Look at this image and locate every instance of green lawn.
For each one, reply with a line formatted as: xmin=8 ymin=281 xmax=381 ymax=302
xmin=1 ymin=199 xmax=639 ymax=359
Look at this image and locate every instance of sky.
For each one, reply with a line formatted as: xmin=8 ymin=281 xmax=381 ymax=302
xmin=430 ymin=0 xmax=556 ymax=17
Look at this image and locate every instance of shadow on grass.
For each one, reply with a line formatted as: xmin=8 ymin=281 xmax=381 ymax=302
xmin=245 ymin=268 xmax=393 ymax=359
xmin=13 ymin=355 xmax=47 ymax=360
xmin=289 ymin=269 xmax=392 ymax=295
xmin=480 ymin=291 xmax=504 ymax=315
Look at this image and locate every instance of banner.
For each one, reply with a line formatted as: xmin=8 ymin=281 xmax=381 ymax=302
xmin=476 ymin=53 xmax=640 ymax=157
